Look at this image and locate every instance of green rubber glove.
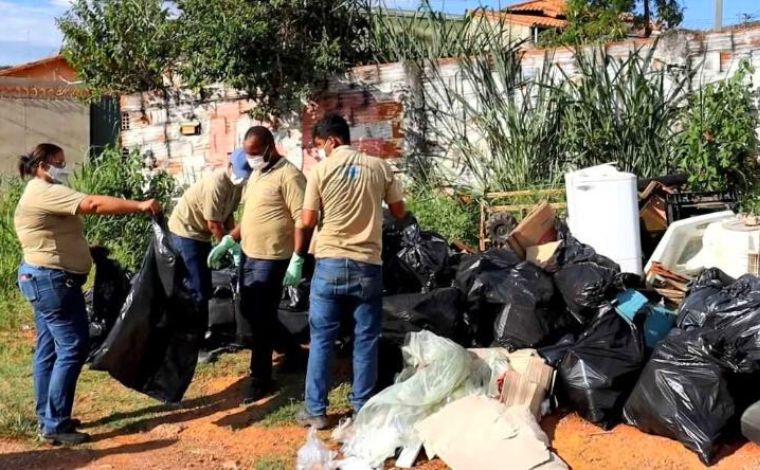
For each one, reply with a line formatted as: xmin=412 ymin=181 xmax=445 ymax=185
xmin=282 ymin=254 xmax=304 ymax=286
xmin=207 ymin=235 xmax=238 ymax=270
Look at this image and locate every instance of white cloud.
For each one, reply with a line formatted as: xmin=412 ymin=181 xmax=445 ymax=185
xmin=49 ymin=0 xmax=73 ymax=7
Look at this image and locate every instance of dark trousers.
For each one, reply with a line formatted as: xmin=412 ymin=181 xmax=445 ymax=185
xmin=239 ymin=256 xmax=290 ymax=384
xmin=170 ymin=234 xmax=212 ymax=319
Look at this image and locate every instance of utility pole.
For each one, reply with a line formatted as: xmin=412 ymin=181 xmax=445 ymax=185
xmin=714 ymin=0 xmax=723 ymax=30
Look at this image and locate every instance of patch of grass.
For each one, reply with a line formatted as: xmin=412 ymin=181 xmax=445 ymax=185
xmin=327 ymin=382 xmax=352 ymax=413
xmin=0 ymin=291 xmax=33 ymax=333
xmin=254 ymin=455 xmax=291 ymax=470
xmin=259 ymin=400 xmax=301 ymax=428
xmin=0 ymin=334 xmax=37 ymax=439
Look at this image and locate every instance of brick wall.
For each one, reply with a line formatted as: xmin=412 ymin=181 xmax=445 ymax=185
xmin=120 ymin=25 xmax=760 ymax=185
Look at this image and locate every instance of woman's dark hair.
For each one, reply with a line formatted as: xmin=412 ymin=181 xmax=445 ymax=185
xmin=313 ymin=112 xmax=351 ymax=144
xmin=18 ymin=143 xmax=63 ymax=178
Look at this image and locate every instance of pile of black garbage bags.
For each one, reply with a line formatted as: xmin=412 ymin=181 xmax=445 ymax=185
xmin=380 ymin=214 xmax=760 ymax=466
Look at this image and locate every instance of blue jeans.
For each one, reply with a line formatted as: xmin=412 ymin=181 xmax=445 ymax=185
xmin=170 ymin=234 xmax=212 ymax=311
xmin=239 ymin=256 xmax=289 ymax=384
xmin=305 ymin=258 xmax=382 ymax=416
xmin=17 ymin=263 xmax=88 ymax=435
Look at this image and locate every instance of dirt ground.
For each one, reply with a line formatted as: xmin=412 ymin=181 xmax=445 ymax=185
xmin=1 ymin=350 xmax=760 ymax=470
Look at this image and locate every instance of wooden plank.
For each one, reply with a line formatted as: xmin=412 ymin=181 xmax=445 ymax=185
xmin=485 ymin=188 xmax=564 ymax=199
xmin=488 ymin=202 xmax=567 ymax=213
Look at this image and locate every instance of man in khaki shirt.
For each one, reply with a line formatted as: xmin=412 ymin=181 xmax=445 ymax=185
xmin=207 ymin=126 xmax=310 ymax=404
xmin=168 ymin=151 xmax=247 ymax=327
xmin=297 ymin=113 xmax=406 ymax=429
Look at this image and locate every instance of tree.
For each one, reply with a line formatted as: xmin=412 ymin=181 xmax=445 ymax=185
xmin=543 ymin=0 xmax=683 ymax=45
xmin=58 ymin=0 xmax=370 ymax=116
xmin=176 ymin=0 xmax=370 ymax=118
xmin=57 ymin=0 xmax=179 ymax=96
xmin=545 ymin=0 xmax=635 ymax=45
xmin=640 ymin=0 xmax=684 ymax=32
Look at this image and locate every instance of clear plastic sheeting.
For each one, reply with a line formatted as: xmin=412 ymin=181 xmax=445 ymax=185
xmin=340 ymin=331 xmax=477 ymax=467
xmin=297 ymin=428 xmax=337 ymax=470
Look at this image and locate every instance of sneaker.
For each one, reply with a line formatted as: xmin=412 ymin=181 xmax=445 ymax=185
xmin=40 ymin=430 xmax=91 ymax=446
xmin=242 ymin=381 xmax=276 ymax=405
xmin=296 ymin=409 xmax=329 ymax=430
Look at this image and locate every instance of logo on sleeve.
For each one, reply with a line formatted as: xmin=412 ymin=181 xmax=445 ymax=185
xmin=344 ymin=165 xmax=361 ymax=180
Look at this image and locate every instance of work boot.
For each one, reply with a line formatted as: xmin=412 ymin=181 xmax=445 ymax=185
xmin=242 ymin=380 xmax=276 ymax=405
xmin=296 ymin=409 xmax=329 ymax=430
xmin=40 ymin=430 xmax=91 ymax=446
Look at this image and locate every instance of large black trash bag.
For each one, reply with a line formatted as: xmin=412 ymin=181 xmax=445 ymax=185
xmin=380 ymin=288 xmax=466 ymax=345
xmin=552 ymin=230 xmax=623 ymax=325
xmin=623 ymin=328 xmax=735 ymax=465
xmin=277 ymin=281 xmax=311 ymax=344
xmin=91 ymin=219 xmax=204 ymax=403
xmin=491 ymin=262 xmax=569 ymax=351
xmin=558 ymin=307 xmax=646 ymax=429
xmin=454 ymin=249 xmax=521 ymax=346
xmin=397 ymin=223 xmax=449 ymax=292
xmin=382 ymin=212 xmax=423 ymax=294
xmin=205 ymin=267 xmax=240 ymax=348
xmin=676 ymin=268 xmax=734 ymax=330
xmin=86 ymin=246 xmax=131 ymax=360
xmin=697 ymin=276 xmax=760 ymax=375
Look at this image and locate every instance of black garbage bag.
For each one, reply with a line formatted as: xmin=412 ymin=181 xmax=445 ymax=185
xmin=538 ymin=333 xmax=576 ymax=367
xmin=454 ymin=249 xmax=521 ymax=346
xmin=85 ymin=247 xmax=131 ymax=360
xmin=677 ymin=268 xmax=734 ymax=330
xmin=382 ymin=212 xmax=423 ymax=294
xmin=277 ymin=281 xmax=311 ymax=343
xmin=205 ymin=267 xmax=240 ymax=348
xmin=491 ymin=262 xmax=569 ymax=351
xmin=397 ymin=223 xmax=449 ymax=292
xmin=91 ymin=219 xmax=204 ymax=403
xmin=623 ymin=328 xmax=735 ymax=465
xmin=553 ymin=232 xmax=623 ymax=325
xmin=558 ymin=307 xmax=646 ymax=429
xmin=381 ymin=288 xmax=466 ymax=345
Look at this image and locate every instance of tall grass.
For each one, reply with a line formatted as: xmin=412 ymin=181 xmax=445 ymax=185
xmin=0 ymin=177 xmax=29 ymax=331
xmin=557 ymin=42 xmax=693 ymax=177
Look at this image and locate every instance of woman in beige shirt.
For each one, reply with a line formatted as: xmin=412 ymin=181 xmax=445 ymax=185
xmin=14 ymin=143 xmax=160 ymax=445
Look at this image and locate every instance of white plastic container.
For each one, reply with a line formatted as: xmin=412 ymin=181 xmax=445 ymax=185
xmin=565 ymin=164 xmax=642 ymax=274
xmin=686 ymin=218 xmax=760 ymax=278
xmin=645 ymin=210 xmax=734 ymax=275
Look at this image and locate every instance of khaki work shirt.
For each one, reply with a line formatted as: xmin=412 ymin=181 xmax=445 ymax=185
xmin=169 ymin=168 xmax=243 ymax=243
xmin=14 ymin=178 xmax=91 ymax=274
xmin=303 ymin=146 xmax=403 ymax=265
xmin=241 ymin=158 xmax=306 ymax=260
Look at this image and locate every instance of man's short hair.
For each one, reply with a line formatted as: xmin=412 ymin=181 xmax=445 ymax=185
xmin=244 ymin=125 xmax=275 ymax=145
xmin=312 ymin=113 xmax=351 ymax=144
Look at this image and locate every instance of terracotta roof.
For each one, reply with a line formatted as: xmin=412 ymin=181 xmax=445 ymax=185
xmin=0 ymin=55 xmax=68 ymax=77
xmin=476 ymin=10 xmax=568 ymax=29
xmin=504 ymin=0 xmax=566 ymax=19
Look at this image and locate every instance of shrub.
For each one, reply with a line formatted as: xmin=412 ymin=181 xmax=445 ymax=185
xmin=406 ymin=186 xmax=480 ymax=246
xmin=677 ymin=59 xmax=759 ymax=193
xmin=73 ymin=146 xmax=179 ymax=271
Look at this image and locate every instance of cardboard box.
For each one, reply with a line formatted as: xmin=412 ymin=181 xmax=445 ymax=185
xmin=500 ymin=352 xmax=555 ymax=418
xmin=526 ymin=241 xmax=562 ymax=270
xmin=507 ymin=202 xmax=557 ymax=259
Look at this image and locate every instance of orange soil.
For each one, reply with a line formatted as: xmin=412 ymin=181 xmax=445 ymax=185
xmin=2 ymin=365 xmax=760 ymax=469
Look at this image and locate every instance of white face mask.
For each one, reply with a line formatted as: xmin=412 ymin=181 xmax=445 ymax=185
xmin=316 ymin=148 xmax=327 ymax=161
xmin=246 ymin=156 xmax=265 ymax=172
xmin=47 ymin=165 xmax=72 ymax=185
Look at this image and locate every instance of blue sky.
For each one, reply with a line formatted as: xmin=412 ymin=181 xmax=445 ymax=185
xmin=1 ymin=0 xmax=759 ymax=66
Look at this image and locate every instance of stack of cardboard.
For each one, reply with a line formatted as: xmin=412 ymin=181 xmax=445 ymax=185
xmin=499 ymin=350 xmax=555 ymax=418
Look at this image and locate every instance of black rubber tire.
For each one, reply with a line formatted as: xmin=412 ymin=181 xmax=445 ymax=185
xmin=486 ymin=212 xmax=518 ymax=247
